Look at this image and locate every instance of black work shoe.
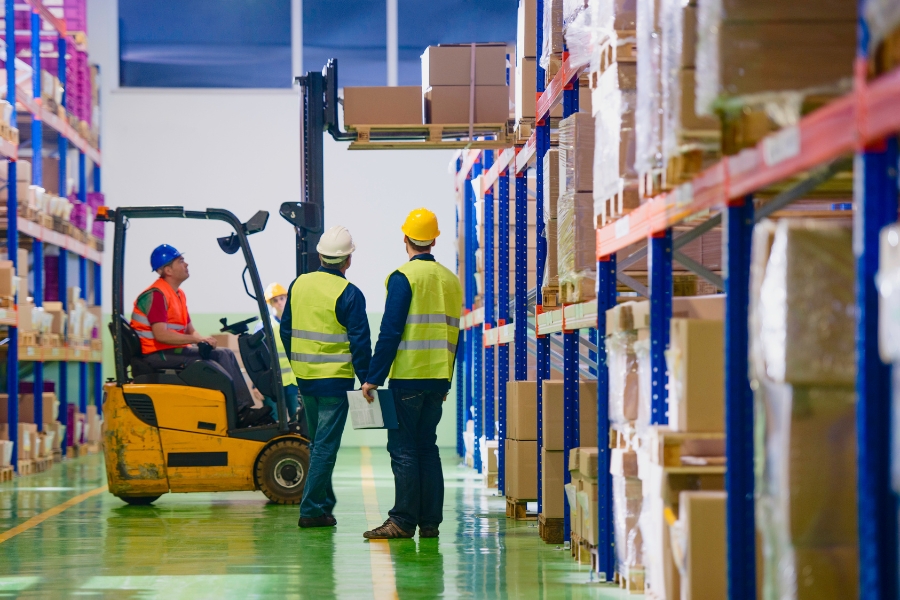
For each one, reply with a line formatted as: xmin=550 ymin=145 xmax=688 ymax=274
xmin=299 ymin=515 xmax=336 ymax=528
xmin=363 ymin=519 xmax=414 ymax=539
xmin=419 ymin=526 xmax=439 ymax=538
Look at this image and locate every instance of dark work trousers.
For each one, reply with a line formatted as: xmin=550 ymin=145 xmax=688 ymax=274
xmin=141 ymin=346 xmax=253 ymax=411
xmin=387 ymin=388 xmax=445 ymax=533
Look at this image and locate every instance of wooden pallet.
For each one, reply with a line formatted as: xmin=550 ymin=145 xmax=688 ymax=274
xmin=51 ymin=448 xmax=63 ymax=463
xmin=506 ymin=496 xmax=537 ymax=521
xmin=514 ymin=119 xmax=534 ymax=145
xmin=560 ymin=278 xmax=595 ymax=305
xmin=347 ymin=123 xmax=510 ymax=150
xmin=41 ymin=334 xmax=63 ymax=348
xmin=618 ymin=567 xmax=646 ymax=594
xmin=872 ymin=24 xmax=900 ymax=75
xmin=32 ymin=456 xmax=53 ymax=473
xmin=0 ymin=465 xmax=13 ymax=482
xmin=538 ymin=514 xmax=564 ymax=544
xmin=17 ymin=459 xmax=33 ymax=475
xmin=485 ymin=472 xmax=498 ymax=489
xmin=645 ymin=427 xmax=725 ymax=468
xmin=569 ymin=533 xmax=593 ymax=565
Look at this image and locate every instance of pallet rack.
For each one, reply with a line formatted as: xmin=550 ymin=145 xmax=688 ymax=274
xmin=455 ymin=1 xmax=900 ymax=597
xmin=3 ymin=0 xmax=103 ymax=471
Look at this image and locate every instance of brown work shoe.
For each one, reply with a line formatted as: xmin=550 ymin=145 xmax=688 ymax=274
xmin=299 ymin=515 xmax=336 ymax=528
xmin=419 ymin=526 xmax=439 ymax=538
xmin=363 ymin=519 xmax=414 ymax=539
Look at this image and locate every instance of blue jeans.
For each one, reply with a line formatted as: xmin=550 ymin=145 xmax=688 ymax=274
xmin=387 ymin=388 xmax=445 ymax=533
xmin=264 ymin=384 xmax=300 ymax=422
xmin=300 ymin=395 xmax=349 ymax=519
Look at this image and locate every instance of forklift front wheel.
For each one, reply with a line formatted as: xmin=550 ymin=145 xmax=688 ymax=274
xmin=118 ymin=495 xmax=161 ymax=506
xmin=256 ymin=439 xmax=310 ymax=504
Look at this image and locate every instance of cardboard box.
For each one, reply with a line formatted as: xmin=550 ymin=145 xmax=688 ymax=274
xmin=506 ymin=380 xmax=537 ymax=441
xmin=7 ymin=393 xmax=58 ymax=424
xmin=679 ymin=69 xmax=719 ymax=131
xmin=342 ymin=86 xmax=423 ymax=126
xmin=212 ymin=333 xmax=241 ymax=352
xmin=543 ymin=0 xmax=564 ymax=60
xmin=558 ymin=113 xmax=595 ymax=193
xmin=541 ymin=447 xmax=566 ymax=518
xmin=544 ymin=218 xmax=558 ymax=286
xmin=578 ymin=447 xmax=599 ymax=478
xmin=543 ymin=149 xmax=560 ymax=218
xmin=557 ymin=191 xmax=596 ymax=275
xmin=486 ymin=439 xmax=498 ymax=474
xmin=541 ymin=381 xmax=598 ymax=450
xmin=680 ymin=491 xmax=727 ymax=600
xmin=712 ymin=0 xmax=856 ymax=21
xmin=668 ymin=319 xmax=725 ymax=433
xmin=515 ymin=57 xmax=564 ymax=121
xmin=424 ymin=85 xmax=509 ymax=124
xmin=517 ymin=0 xmax=537 ymax=61
xmin=630 ymin=294 xmax=726 ymax=330
xmin=0 ymin=260 xmax=14 ymax=298
xmin=791 ymin=545 xmax=858 ymax=600
xmin=422 ymin=44 xmax=508 ymax=88
xmin=506 ymin=439 xmax=538 ymax=499
xmin=610 ymin=448 xmax=638 ymax=478
xmin=16 ymin=301 xmax=34 ymax=333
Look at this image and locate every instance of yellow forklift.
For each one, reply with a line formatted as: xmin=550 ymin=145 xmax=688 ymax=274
xmin=99 ymin=205 xmax=318 ymax=505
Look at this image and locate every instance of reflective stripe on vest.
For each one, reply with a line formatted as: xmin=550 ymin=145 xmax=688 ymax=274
xmin=288 ymin=271 xmax=354 ymax=380
xmin=271 ymin=315 xmax=295 ymax=387
xmin=387 ymin=259 xmax=463 ymax=381
xmin=130 ymin=279 xmax=190 ymax=354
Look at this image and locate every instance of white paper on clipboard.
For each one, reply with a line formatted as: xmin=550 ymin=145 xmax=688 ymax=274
xmin=347 ymin=390 xmax=385 ymax=429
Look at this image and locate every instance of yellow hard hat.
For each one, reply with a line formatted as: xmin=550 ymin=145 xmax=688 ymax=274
xmin=265 ymin=282 xmax=287 ymax=302
xmin=401 ymin=208 xmax=440 ymax=244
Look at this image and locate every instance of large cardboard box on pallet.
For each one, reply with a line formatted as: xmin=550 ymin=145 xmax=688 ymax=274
xmin=515 ymin=57 xmax=564 ymax=121
xmin=343 ymin=87 xmax=423 ymax=126
xmin=506 ymin=380 xmax=537 ymax=440
xmin=3 ymin=392 xmax=59 ymax=424
xmin=541 ymin=447 xmax=566 ymax=518
xmin=667 ymin=319 xmax=724 ymax=433
xmin=506 ymin=439 xmax=538 ymax=499
xmin=541 ymin=380 xmax=598 ymax=450
xmin=424 ymin=85 xmax=510 ymax=124
xmin=678 ymin=491 xmax=727 ymax=600
xmin=422 ymin=44 xmax=508 ymax=88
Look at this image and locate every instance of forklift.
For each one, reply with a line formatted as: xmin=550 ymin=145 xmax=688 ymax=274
xmin=100 ymin=206 xmax=321 ymax=505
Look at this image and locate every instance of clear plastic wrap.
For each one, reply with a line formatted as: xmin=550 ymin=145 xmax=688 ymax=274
xmin=592 ymin=65 xmax=624 ymax=216
xmin=541 ymin=0 xmax=565 ymax=71
xmin=635 ymin=0 xmax=662 ymax=176
xmin=563 ymin=0 xmax=593 ymax=69
xmin=613 ymin=474 xmax=644 ymax=572
xmin=865 ymin=0 xmax=900 ymax=53
xmin=557 ymin=189 xmax=596 ymax=299
xmin=634 ymin=335 xmax=651 ymax=433
xmin=758 ymin=220 xmax=855 ymax=385
xmin=877 ymin=223 xmax=900 ymax=362
xmin=754 ymin=381 xmax=859 ymax=600
xmin=606 ymin=331 xmax=639 ymax=424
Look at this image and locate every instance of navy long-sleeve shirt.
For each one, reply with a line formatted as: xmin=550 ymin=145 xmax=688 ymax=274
xmin=280 ymin=267 xmax=371 ymax=397
xmin=367 ymin=254 xmax=456 ymax=394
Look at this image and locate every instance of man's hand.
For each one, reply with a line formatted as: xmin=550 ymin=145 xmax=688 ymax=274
xmin=202 ymin=336 xmax=219 ymax=348
xmin=361 ymin=382 xmax=378 ymax=404
xmin=251 ymin=388 xmax=266 ymax=406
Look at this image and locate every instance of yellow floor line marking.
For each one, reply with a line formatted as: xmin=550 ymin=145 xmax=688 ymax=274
xmin=0 ymin=485 xmax=107 ymax=545
xmin=360 ymin=447 xmax=399 ymax=600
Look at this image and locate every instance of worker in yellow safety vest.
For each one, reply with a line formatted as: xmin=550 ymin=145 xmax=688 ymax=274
xmin=280 ymin=226 xmax=371 ymax=529
xmin=361 ymin=208 xmax=462 ymax=540
xmin=255 ymin=282 xmax=302 ymax=424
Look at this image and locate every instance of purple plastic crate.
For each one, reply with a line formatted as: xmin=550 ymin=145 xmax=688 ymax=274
xmin=86 ymin=192 xmax=104 ymax=208
xmin=44 ymin=256 xmax=59 ymax=300
xmin=19 ymin=382 xmax=56 ymax=394
xmin=70 ymin=200 xmax=87 ymax=229
xmin=91 ymin=219 xmax=105 ymax=240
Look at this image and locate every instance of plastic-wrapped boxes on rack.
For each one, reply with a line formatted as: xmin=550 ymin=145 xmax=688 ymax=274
xmin=557 ymin=113 xmax=596 ymax=303
xmin=611 ymin=447 xmax=643 ymax=584
xmin=751 ymin=219 xmax=858 ymax=600
xmin=541 ymin=0 xmax=564 ymax=80
xmin=566 ymin=447 xmax=600 ymax=548
xmin=695 ymin=0 xmax=856 ymax=154
xmin=635 ymin=0 xmax=664 ymax=192
xmin=605 ymin=303 xmax=641 ymax=425
xmin=471 ymin=196 xmax=538 ymax=299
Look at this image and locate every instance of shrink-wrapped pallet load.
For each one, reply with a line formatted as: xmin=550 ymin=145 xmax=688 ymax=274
xmin=557 ymin=113 xmax=596 ymax=303
xmin=752 ymin=218 xmax=859 ymax=600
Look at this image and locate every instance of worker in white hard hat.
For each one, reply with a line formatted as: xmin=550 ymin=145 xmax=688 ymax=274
xmin=252 ymin=282 xmax=303 ymax=426
xmin=280 ymin=225 xmax=371 ymax=529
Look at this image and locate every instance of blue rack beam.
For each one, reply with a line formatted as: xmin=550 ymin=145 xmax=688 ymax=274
xmin=484 ymin=150 xmax=496 ymax=461
xmin=595 ymin=255 xmax=616 ymax=580
xmin=472 ymin=157 xmax=483 ymax=474
xmin=497 ymin=166 xmax=510 ymax=494
xmin=724 ymin=196 xmax=755 ymax=599
xmin=57 ymin=34 xmax=68 ymax=447
xmin=514 ymin=170 xmax=528 ymax=382
xmin=30 ymin=8 xmax=44 ymax=431
xmin=93 ymin=167 xmax=103 ymax=409
xmin=4 ymin=0 xmax=18 ymax=468
xmin=648 ymin=231 xmax=672 ymax=425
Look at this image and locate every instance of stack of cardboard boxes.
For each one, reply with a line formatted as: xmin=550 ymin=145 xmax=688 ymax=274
xmin=0 ymin=258 xmax=14 ymax=307
xmin=541 ymin=148 xmax=561 ymax=307
xmin=515 ymin=0 xmax=562 ymax=137
xmin=695 ymin=0 xmax=856 ymax=154
xmin=540 ymin=379 xmax=597 ymax=543
xmin=752 ymin=219 xmax=857 ymax=600
xmin=566 ymin=446 xmax=599 ymax=562
xmin=505 ymin=381 xmax=537 ymax=503
xmin=557 ymin=112 xmax=596 ymax=303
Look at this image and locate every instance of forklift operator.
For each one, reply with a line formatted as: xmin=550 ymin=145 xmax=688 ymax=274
xmin=130 ymin=244 xmax=275 ymax=428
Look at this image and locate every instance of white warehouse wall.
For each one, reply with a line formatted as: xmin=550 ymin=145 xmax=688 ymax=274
xmin=89 ymin=0 xmax=462 ymax=447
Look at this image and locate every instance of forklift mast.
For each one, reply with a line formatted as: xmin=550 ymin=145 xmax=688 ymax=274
xmin=294 ymin=59 xmax=356 ymax=277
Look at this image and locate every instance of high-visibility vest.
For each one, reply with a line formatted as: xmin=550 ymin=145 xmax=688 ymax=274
xmin=388 ymin=259 xmax=462 ymax=381
xmin=130 ymin=278 xmax=189 ymax=354
xmin=288 ymin=271 xmax=354 ymax=380
xmin=270 ymin=315 xmax=295 ymax=387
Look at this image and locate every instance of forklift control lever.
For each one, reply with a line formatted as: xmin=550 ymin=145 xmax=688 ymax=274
xmin=219 ymin=316 xmax=259 ymax=335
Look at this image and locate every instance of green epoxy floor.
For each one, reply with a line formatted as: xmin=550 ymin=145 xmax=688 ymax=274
xmin=0 ymin=448 xmax=639 ymax=599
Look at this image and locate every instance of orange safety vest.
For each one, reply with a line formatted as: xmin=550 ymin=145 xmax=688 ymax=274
xmin=130 ymin=279 xmax=190 ymax=354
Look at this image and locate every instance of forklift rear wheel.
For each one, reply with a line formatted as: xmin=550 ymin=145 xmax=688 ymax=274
xmin=118 ymin=495 xmax=161 ymax=506
xmin=256 ymin=439 xmax=310 ymax=504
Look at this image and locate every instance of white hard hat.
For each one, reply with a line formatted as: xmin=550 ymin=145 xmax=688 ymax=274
xmin=316 ymin=225 xmax=356 ymax=262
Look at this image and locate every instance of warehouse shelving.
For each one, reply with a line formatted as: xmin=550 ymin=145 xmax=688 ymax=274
xmin=3 ymin=0 xmax=103 ymax=472
xmin=454 ymin=0 xmax=900 ymax=596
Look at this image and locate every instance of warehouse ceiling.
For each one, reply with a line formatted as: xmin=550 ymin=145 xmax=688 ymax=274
xmin=118 ymin=0 xmax=516 ymax=88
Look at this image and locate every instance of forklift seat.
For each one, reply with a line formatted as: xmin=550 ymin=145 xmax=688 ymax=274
xmin=111 ymin=316 xmax=239 ymax=429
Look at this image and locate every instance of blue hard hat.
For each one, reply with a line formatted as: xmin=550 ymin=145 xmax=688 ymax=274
xmin=150 ymin=244 xmax=183 ymax=271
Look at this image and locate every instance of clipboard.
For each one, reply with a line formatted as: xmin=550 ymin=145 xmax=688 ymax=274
xmin=347 ymin=389 xmax=399 ymax=430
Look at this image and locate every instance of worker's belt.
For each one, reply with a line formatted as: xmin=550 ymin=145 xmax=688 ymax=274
xmin=290 ymin=329 xmax=349 ymax=343
xmin=397 ymin=340 xmax=457 ymax=352
xmin=290 ymin=352 xmax=352 ymax=363
xmin=405 ymin=313 xmax=460 ymax=328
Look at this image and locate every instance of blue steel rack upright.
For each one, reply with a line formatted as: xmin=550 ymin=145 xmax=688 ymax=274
xmin=4 ymin=0 xmax=104 ymax=469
